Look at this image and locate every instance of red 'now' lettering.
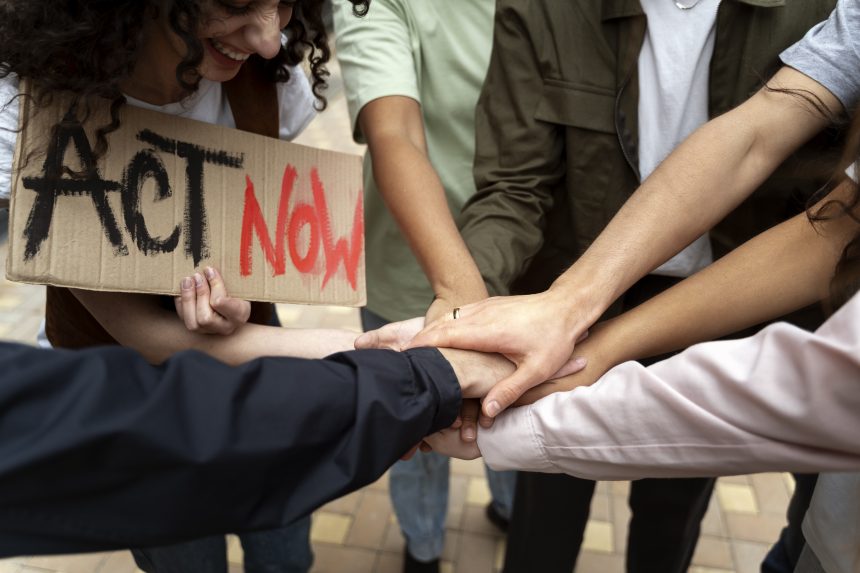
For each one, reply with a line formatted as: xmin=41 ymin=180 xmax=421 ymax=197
xmin=239 ymin=166 xmax=364 ymax=291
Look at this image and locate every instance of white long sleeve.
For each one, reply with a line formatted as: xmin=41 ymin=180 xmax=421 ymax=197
xmin=478 ymin=292 xmax=860 ymax=480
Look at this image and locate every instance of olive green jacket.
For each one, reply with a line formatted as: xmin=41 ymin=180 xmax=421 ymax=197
xmin=460 ymin=0 xmax=838 ymax=297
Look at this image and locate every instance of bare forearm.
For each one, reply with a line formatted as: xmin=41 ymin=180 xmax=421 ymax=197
xmin=521 ymin=184 xmax=857 ymax=404
xmin=551 ymin=68 xmax=839 ymax=324
xmin=362 ymin=97 xmax=486 ymax=305
xmin=601 ymin=210 xmax=849 ymax=366
xmin=72 ymin=290 xmax=357 ymax=365
xmin=369 ymin=134 xmax=485 ymax=299
xmin=194 ymin=324 xmax=359 ymax=366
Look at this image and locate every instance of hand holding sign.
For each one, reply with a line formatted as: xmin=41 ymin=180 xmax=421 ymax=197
xmin=174 ymin=266 xmax=251 ymax=335
xmin=9 ymin=99 xmax=365 ymax=306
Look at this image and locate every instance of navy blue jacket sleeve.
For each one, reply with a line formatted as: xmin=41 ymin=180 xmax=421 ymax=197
xmin=0 ymin=343 xmax=460 ymax=557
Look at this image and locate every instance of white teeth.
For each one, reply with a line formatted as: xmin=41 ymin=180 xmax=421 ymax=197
xmin=210 ymin=38 xmax=250 ymax=62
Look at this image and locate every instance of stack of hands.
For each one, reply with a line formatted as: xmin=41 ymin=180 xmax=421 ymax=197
xmin=174 ymin=269 xmax=600 ymax=462
xmin=353 ymin=297 xmax=595 ymax=462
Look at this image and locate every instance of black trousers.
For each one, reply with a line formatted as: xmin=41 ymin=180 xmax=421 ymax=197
xmin=503 ymin=274 xmax=715 ymax=573
xmin=503 ymin=473 xmax=715 ymax=573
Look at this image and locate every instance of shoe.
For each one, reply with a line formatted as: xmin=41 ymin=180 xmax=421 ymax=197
xmin=485 ymin=503 xmax=510 ymax=533
xmin=403 ymin=550 xmax=439 ymax=573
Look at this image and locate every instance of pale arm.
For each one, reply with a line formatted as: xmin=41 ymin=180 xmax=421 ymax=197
xmin=72 ymin=290 xmax=357 ymax=365
xmin=477 ymin=292 xmax=860 ymax=479
xmin=520 ymin=180 xmax=860 ymax=403
xmin=411 ymin=67 xmax=842 ymax=416
xmin=360 ymin=96 xmax=488 ymax=319
xmin=551 ymin=67 xmax=842 ymax=322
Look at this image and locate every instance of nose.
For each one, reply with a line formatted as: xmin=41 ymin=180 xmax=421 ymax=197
xmin=245 ymin=7 xmax=289 ymax=59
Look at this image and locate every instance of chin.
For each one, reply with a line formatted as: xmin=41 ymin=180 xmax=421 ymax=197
xmin=200 ymin=64 xmax=244 ymax=84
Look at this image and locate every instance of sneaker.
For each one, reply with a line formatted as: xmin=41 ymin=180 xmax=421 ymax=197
xmin=485 ymin=503 xmax=510 ymax=533
xmin=403 ymin=550 xmax=439 ymax=573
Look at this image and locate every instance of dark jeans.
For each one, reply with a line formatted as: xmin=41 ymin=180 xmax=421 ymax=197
xmin=503 ymin=274 xmax=715 ymax=573
xmin=361 ymin=307 xmax=516 ymax=561
xmin=762 ymin=474 xmax=819 ymax=573
xmin=132 ymin=518 xmax=313 ymax=573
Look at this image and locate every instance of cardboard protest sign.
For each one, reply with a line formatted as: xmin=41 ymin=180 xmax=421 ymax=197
xmin=7 ymin=92 xmax=366 ymax=306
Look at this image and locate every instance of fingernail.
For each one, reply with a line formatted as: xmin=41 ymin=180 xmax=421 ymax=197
xmin=181 ymin=277 xmax=192 ymax=290
xmin=463 ymin=427 xmax=476 ymax=441
xmin=194 ymin=273 xmax=204 ymax=287
xmin=485 ymin=401 xmax=501 ymax=417
xmin=204 ymin=267 xmax=215 ymax=279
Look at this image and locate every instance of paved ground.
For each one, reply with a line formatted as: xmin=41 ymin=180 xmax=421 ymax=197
xmin=0 ymin=55 xmax=796 ymax=573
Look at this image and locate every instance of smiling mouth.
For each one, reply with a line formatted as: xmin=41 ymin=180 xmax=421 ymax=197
xmin=209 ymin=38 xmax=251 ymax=62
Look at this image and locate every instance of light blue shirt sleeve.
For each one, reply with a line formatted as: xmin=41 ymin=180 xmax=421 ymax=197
xmin=780 ymin=0 xmax=860 ymax=113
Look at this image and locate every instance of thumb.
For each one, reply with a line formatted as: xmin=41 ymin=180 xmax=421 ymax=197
xmin=354 ymin=325 xmax=403 ymax=351
xmin=550 ymin=356 xmax=588 ymax=379
xmin=354 ymin=330 xmax=379 ymax=350
xmin=482 ymin=364 xmax=545 ymax=418
xmin=211 ymin=296 xmax=251 ymax=323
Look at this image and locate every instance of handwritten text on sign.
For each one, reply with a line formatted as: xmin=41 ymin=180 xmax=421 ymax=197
xmin=8 ymin=103 xmax=366 ymax=306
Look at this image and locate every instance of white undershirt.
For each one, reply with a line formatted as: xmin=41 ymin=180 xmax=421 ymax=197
xmin=638 ymin=0 xmax=721 ymax=277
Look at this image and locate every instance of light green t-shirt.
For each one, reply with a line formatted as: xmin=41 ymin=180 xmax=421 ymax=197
xmin=333 ymin=0 xmax=495 ymax=321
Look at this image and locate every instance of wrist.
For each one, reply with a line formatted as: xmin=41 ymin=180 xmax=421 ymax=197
xmin=585 ymin=318 xmax=637 ymax=374
xmin=438 ymin=348 xmax=481 ymax=397
xmin=432 ymin=274 xmax=489 ymax=306
xmin=548 ymin=269 xmax=614 ymax=332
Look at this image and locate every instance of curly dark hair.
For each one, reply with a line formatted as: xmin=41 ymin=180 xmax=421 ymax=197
xmin=0 ymin=0 xmax=370 ymax=158
xmin=765 ymin=83 xmax=860 ymax=311
xmin=807 ymin=103 xmax=860 ymax=312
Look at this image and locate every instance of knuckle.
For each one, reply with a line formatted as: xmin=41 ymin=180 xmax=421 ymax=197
xmin=496 ymin=385 xmax=519 ymax=405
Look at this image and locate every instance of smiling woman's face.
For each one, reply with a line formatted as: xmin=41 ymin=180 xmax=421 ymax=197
xmin=154 ymin=0 xmax=295 ymax=84
xmin=197 ymin=0 xmax=295 ymax=81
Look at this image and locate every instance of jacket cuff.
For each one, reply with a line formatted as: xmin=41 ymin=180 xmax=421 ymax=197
xmin=403 ymin=348 xmax=461 ymax=433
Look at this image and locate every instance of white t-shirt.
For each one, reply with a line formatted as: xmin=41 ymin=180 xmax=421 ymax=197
xmin=0 ymin=67 xmax=316 ymax=201
xmin=638 ymin=0 xmax=721 ymax=277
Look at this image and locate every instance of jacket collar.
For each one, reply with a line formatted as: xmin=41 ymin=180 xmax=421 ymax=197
xmin=602 ymin=0 xmax=785 ymax=21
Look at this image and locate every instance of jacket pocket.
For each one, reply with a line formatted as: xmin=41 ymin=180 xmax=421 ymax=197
xmin=535 ymin=79 xmax=616 ymax=134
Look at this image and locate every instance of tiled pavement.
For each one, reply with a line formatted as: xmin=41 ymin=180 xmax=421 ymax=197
xmin=0 ymin=54 xmax=798 ymax=573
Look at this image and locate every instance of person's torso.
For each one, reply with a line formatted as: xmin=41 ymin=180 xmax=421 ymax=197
xmin=507 ymin=0 xmax=840 ymax=297
xmin=637 ymin=0 xmax=721 ymax=277
xmin=362 ymin=0 xmax=496 ymax=320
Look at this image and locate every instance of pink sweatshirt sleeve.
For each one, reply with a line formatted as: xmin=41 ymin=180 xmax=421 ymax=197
xmin=478 ymin=293 xmax=860 ymax=480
